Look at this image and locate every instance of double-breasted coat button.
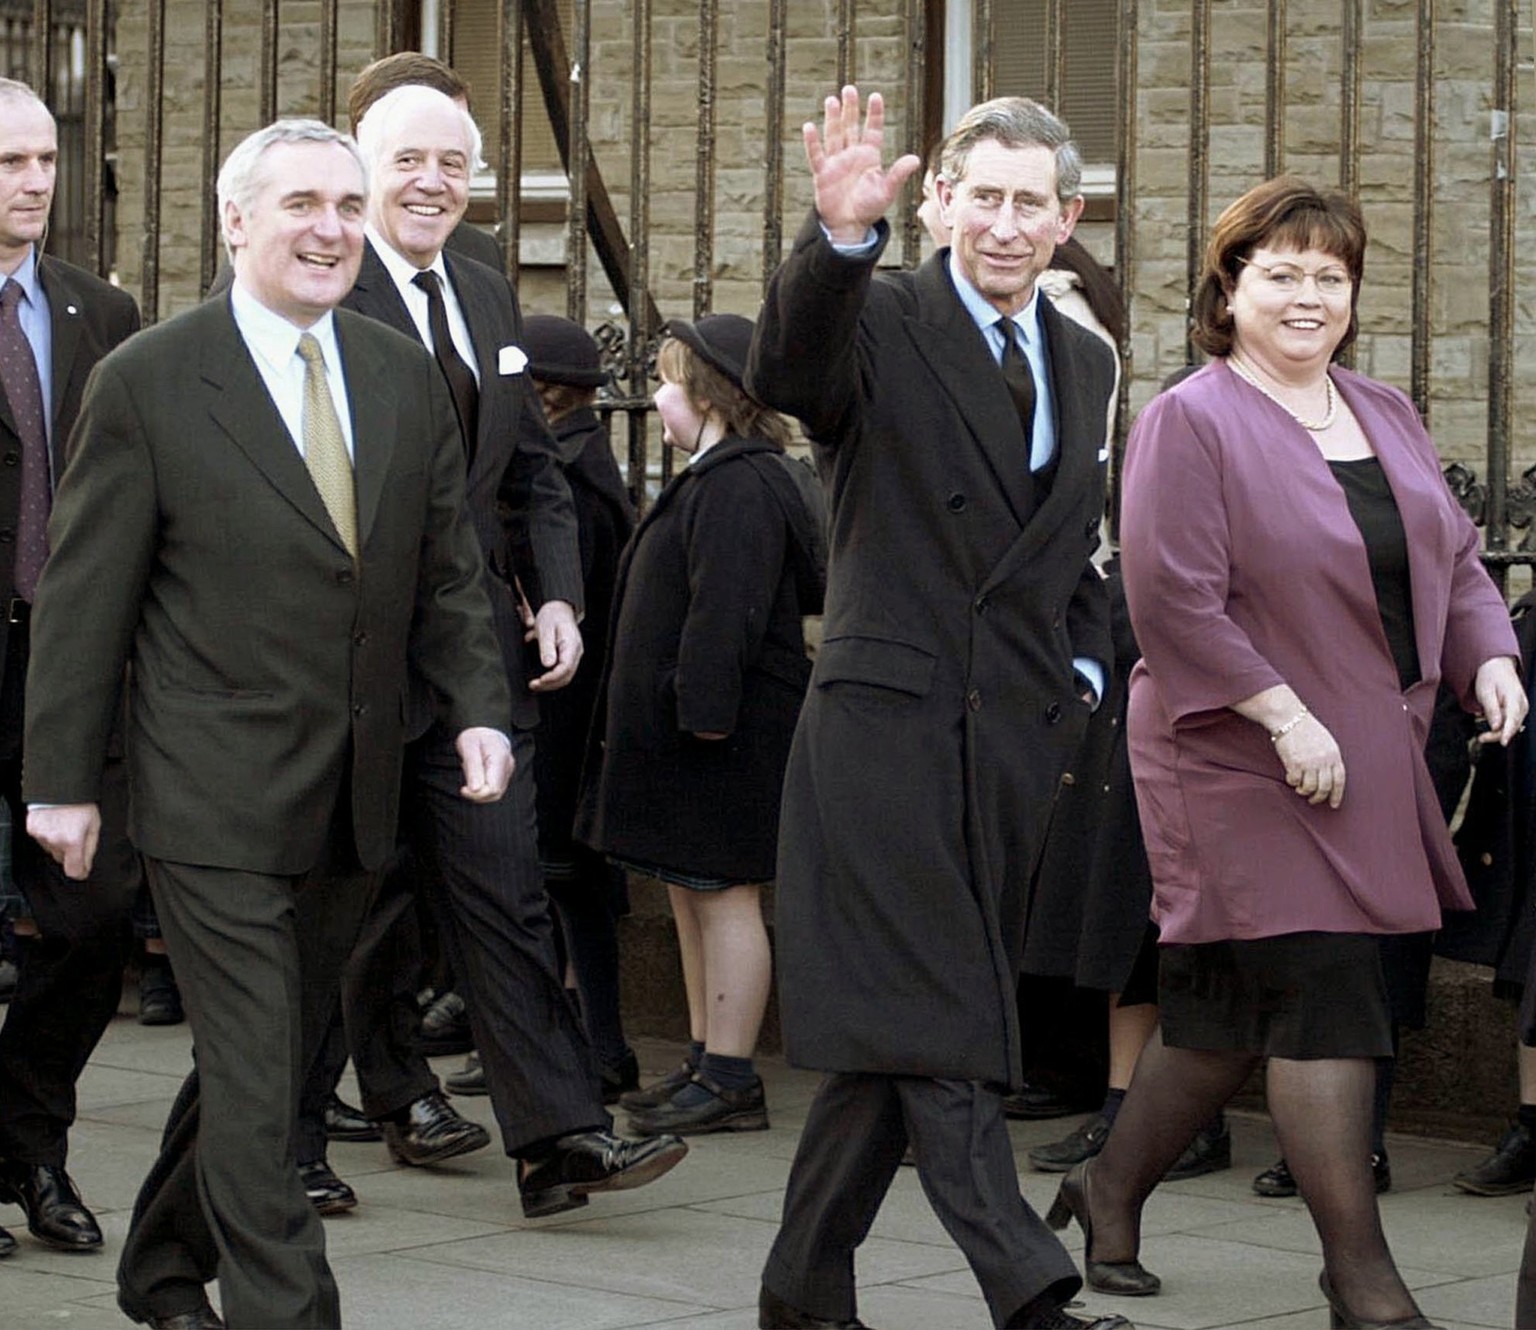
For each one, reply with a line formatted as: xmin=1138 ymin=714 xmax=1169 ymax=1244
xmin=1045 ymin=701 xmax=1063 ymax=724
xmin=974 ymin=595 xmax=989 ymax=614
xmin=966 ymin=688 xmax=982 ymax=712
xmin=947 ymin=492 xmax=967 ymax=512
xmin=0 ymin=530 xmax=14 ymax=544
xmin=352 ymin=703 xmax=367 ymax=718
xmin=353 ymin=630 xmax=368 ymax=646
xmin=2 ymin=453 xmax=17 ymax=467
xmin=336 ymin=568 xmax=354 ymax=585
xmin=1061 ymin=771 xmax=1076 ymax=786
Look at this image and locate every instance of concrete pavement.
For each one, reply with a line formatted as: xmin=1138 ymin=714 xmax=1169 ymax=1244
xmin=2 ymin=1011 xmax=1528 ymax=1330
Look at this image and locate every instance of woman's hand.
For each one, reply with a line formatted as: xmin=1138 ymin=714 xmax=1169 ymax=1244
xmin=1474 ymin=655 xmax=1528 ymax=746
xmin=1274 ymin=713 xmax=1347 ymax=808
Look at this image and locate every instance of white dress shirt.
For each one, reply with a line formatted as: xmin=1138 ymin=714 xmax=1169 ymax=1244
xmin=364 ymin=225 xmax=481 ymax=384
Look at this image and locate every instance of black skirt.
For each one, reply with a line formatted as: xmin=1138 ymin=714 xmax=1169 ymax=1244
xmin=1159 ymin=931 xmax=1394 ymax=1060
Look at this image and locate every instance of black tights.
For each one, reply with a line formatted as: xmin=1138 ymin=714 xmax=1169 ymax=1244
xmin=1085 ymin=1031 xmax=1420 ymax=1324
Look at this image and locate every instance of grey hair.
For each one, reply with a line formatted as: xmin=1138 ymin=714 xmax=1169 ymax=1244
xmin=354 ymin=83 xmax=485 ymax=177
xmin=940 ymin=97 xmax=1083 ymax=202
xmin=0 ymin=78 xmax=49 ymax=116
xmin=216 ymin=119 xmax=368 ymax=259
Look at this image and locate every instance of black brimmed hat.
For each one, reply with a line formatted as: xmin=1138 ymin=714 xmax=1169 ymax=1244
xmin=521 ymin=314 xmax=609 ymax=388
xmin=662 ymin=314 xmax=755 ymax=390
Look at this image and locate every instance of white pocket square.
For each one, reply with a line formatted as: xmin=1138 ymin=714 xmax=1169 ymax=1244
xmin=498 ymin=345 xmax=528 ymax=376
xmin=1097 ymin=447 xmax=1110 ymax=462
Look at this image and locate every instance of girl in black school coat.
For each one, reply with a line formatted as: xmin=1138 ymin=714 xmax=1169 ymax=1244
xmin=577 ymin=314 xmax=811 ymax=1136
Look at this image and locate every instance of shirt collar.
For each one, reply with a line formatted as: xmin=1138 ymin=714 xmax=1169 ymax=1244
xmin=946 ymin=250 xmax=1041 ymax=344
xmin=366 ymin=225 xmax=450 ymax=294
xmin=1 ymin=247 xmax=42 ymax=307
xmin=228 ymin=277 xmax=342 ymax=377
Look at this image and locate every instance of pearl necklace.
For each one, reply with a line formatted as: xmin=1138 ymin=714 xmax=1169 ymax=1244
xmin=1226 ymin=356 xmax=1338 ymax=432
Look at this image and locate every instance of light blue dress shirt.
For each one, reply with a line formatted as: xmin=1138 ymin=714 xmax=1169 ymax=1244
xmin=0 ymin=248 xmax=54 ymax=451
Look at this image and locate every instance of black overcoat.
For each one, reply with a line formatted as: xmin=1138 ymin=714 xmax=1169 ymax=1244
xmin=577 ymin=432 xmax=810 ymax=881
xmin=747 ymin=215 xmax=1114 ymax=1085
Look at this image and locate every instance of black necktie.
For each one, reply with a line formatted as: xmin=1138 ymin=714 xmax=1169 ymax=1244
xmin=0 ymin=283 xmax=49 ymax=602
xmin=998 ymin=317 xmax=1036 ymax=452
xmin=412 ymin=270 xmax=479 ymax=459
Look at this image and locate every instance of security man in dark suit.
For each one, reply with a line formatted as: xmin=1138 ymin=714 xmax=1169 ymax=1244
xmin=748 ymin=89 xmax=1128 ymax=1330
xmin=0 ymin=76 xmax=140 ymax=1261
xmin=25 ymin=119 xmax=514 ymax=1330
xmin=310 ymin=83 xmax=685 ymax=1220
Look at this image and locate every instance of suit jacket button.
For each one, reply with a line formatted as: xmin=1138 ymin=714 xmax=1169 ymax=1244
xmin=947 ymin=492 xmax=967 ymax=512
xmin=974 ymin=595 xmax=989 ymax=614
xmin=1061 ymin=771 xmax=1076 ymax=786
xmin=966 ymin=688 xmax=982 ymax=712
xmin=352 ymin=703 xmax=367 ymax=717
xmin=353 ymin=630 xmax=368 ymax=646
xmin=2 ymin=453 xmax=16 ymax=467
xmin=0 ymin=530 xmax=14 ymax=544
xmin=1045 ymin=701 xmax=1063 ymax=724
xmin=336 ymin=569 xmax=354 ymax=585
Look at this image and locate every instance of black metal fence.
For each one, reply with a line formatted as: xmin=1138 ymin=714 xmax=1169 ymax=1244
xmin=5 ymin=1 xmax=1530 ymax=570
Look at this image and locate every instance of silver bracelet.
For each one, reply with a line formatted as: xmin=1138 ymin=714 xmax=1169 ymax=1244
xmin=1269 ymin=706 xmax=1309 ymax=743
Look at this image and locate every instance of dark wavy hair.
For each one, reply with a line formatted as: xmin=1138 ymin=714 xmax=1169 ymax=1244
xmin=1191 ymin=176 xmax=1367 ymax=358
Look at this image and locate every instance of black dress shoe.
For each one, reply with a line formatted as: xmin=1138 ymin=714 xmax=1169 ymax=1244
xmin=299 ymin=1159 xmax=357 ymax=1215
xmin=1001 ymin=1080 xmax=1092 ymax=1121
xmin=1007 ymin=1300 xmax=1132 ymax=1330
xmin=382 ymin=1090 xmax=490 ymax=1166
xmin=1044 ymin=1162 xmax=1160 ymax=1296
xmin=323 ymin=1093 xmax=382 ymax=1143
xmin=1164 ymin=1115 xmax=1231 ymax=1182
xmin=140 ymin=1302 xmax=227 ymax=1329
xmin=600 ymin=1050 xmax=641 ymax=1105
xmin=1028 ymin=1112 xmax=1112 ymax=1172
xmin=0 ymin=1223 xmax=14 ymax=1257
xmin=627 ymin=1072 xmax=769 ymax=1136
xmin=1454 ymin=1121 xmax=1536 ymax=1195
xmin=1319 ymin=1270 xmax=1439 ymax=1328
xmin=617 ymin=1057 xmax=697 ymax=1112
xmin=519 ymin=1129 xmax=688 ymax=1218
xmin=0 ymin=1161 xmax=103 ymax=1250
xmin=416 ymin=991 xmax=474 ymax=1056
xmin=446 ymin=1052 xmax=487 ymax=1097
xmin=757 ymin=1284 xmax=873 ymax=1328
xmin=1254 ymin=1153 xmax=1390 ymax=1198
xmin=137 ymin=957 xmax=184 ymax=1026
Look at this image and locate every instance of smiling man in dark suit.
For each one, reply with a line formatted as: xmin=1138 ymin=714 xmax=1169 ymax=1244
xmin=748 ymin=89 xmax=1126 ymax=1330
xmin=24 ymin=119 xmax=514 ymax=1330
xmin=308 ymin=82 xmax=685 ymax=1221
xmin=0 ymin=76 xmax=140 ymax=1263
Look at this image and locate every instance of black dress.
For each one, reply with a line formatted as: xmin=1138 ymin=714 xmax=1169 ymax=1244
xmin=1159 ymin=456 xmax=1414 ymax=1058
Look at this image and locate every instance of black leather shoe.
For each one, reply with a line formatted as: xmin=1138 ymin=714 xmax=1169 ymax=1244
xmin=618 ymin=1057 xmax=697 ymax=1112
xmin=137 ymin=958 xmax=184 ymax=1026
xmin=446 ymin=1051 xmax=487 ymax=1097
xmin=323 ymin=1093 xmax=381 ymax=1143
xmin=1008 ymin=1300 xmax=1132 ymax=1330
xmin=140 ymin=1303 xmax=226 ymax=1329
xmin=0 ymin=1161 xmax=102 ymax=1250
xmin=1001 ymin=1080 xmax=1093 ymax=1121
xmin=1044 ymin=1162 xmax=1160 ymax=1296
xmin=0 ymin=1224 xmax=14 ymax=1257
xmin=519 ymin=1129 xmax=688 ymax=1218
xmin=1028 ymin=1112 xmax=1112 ymax=1172
xmin=627 ymin=1072 xmax=769 ymax=1136
xmin=1255 ymin=1153 xmax=1390 ymax=1198
xmin=382 ymin=1090 xmax=490 ymax=1166
xmin=416 ymin=991 xmax=474 ymax=1056
xmin=600 ymin=1050 xmax=641 ymax=1105
xmin=299 ymin=1159 xmax=357 ymax=1215
xmin=1164 ymin=1115 xmax=1231 ymax=1182
xmin=1454 ymin=1121 xmax=1536 ymax=1195
xmin=758 ymin=1284 xmax=872 ymax=1328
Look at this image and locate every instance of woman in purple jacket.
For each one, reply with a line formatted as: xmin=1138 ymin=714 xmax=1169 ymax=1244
xmin=1046 ymin=177 xmax=1526 ymax=1328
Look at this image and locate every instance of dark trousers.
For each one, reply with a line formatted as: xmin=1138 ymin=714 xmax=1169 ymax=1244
xmin=116 ymin=853 xmax=379 ymax=1329
xmin=763 ymin=1074 xmax=1080 ymax=1329
xmin=317 ymin=724 xmax=603 ymax=1157
xmin=0 ymin=620 xmax=140 ymax=1164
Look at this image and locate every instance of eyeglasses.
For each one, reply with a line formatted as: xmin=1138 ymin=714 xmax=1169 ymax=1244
xmin=1236 ymin=256 xmax=1353 ymax=296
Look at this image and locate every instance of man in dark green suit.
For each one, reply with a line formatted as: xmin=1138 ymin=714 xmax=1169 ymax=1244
xmin=24 ymin=120 xmax=511 ymax=1330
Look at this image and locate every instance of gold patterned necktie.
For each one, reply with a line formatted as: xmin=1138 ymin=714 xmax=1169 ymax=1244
xmin=297 ymin=332 xmax=357 ymax=559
